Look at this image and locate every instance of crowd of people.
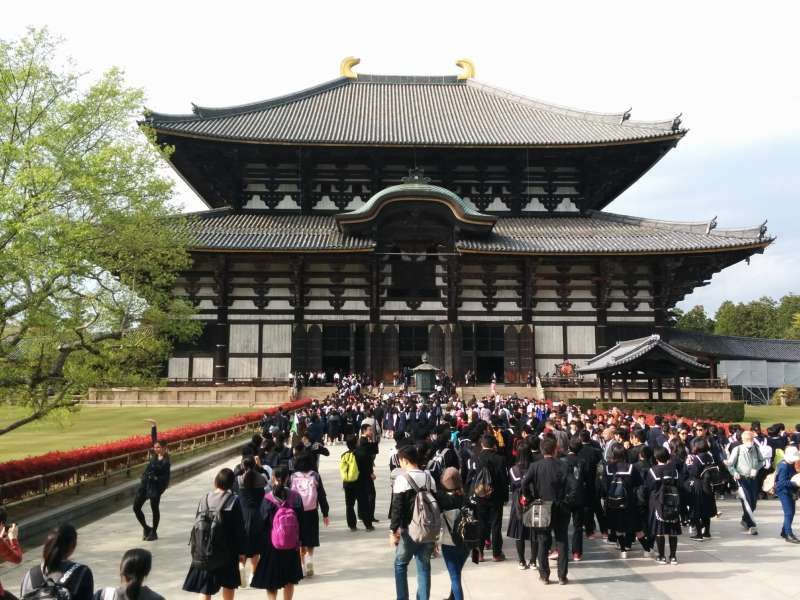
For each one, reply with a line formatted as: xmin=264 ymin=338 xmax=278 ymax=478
xmin=2 ymin=373 xmax=800 ymax=599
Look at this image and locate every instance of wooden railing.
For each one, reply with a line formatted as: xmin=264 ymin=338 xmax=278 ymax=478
xmin=0 ymin=420 xmax=261 ymax=507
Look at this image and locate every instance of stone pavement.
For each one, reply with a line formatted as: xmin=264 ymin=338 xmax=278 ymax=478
xmin=2 ymin=444 xmax=798 ymax=599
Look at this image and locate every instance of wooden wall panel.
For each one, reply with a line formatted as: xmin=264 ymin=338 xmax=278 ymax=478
xmin=566 ymin=326 xmax=596 ymax=355
xmin=168 ymin=357 xmax=189 ymax=380
xmin=262 ymin=357 xmax=291 ymax=380
xmin=228 ymin=357 xmax=258 ymax=379
xmin=262 ymin=324 xmax=292 ymax=354
xmin=229 ymin=324 xmax=259 ymax=353
xmin=192 ymin=357 xmax=214 ymax=380
xmin=535 ymin=325 xmax=563 ymax=355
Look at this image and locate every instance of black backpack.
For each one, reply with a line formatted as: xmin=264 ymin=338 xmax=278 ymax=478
xmin=652 ymin=470 xmax=681 ymax=523
xmin=189 ymin=492 xmax=234 ymax=571
xmin=605 ymin=467 xmax=630 ymax=511
xmin=472 ymin=464 xmax=494 ymax=499
xmin=22 ymin=564 xmax=80 ymax=600
xmin=452 ymin=505 xmax=481 ymax=548
xmin=697 ymin=455 xmax=725 ymax=494
xmin=562 ymin=459 xmax=586 ymax=508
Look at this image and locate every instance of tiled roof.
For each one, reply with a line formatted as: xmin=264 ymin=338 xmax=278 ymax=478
xmin=665 ymin=330 xmax=800 ymax=362
xmin=146 ymin=75 xmax=683 ymax=147
xmin=579 ymin=334 xmax=708 ymax=374
xmin=459 ymin=211 xmax=770 ymax=254
xmin=182 ymin=209 xmax=770 ymax=254
xmin=183 ymin=210 xmax=374 ymax=252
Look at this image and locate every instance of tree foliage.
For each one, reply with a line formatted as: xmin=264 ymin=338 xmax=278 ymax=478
xmin=673 ymin=305 xmax=715 ymax=334
xmin=0 ymin=28 xmax=200 ymax=434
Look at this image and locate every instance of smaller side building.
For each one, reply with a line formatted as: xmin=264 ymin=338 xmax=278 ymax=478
xmin=666 ymin=331 xmax=800 ymax=404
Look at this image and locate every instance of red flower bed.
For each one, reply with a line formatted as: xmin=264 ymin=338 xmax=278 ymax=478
xmin=0 ymin=398 xmax=311 ymax=488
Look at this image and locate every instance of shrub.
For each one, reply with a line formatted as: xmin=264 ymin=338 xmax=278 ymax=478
xmin=771 ymin=386 xmax=798 ymax=407
xmin=595 ymin=401 xmax=744 ymax=423
xmin=0 ymin=398 xmax=311 ymax=486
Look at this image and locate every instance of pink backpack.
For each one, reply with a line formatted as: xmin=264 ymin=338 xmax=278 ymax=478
xmin=290 ymin=471 xmax=318 ymax=511
xmin=267 ymin=491 xmax=300 ymax=550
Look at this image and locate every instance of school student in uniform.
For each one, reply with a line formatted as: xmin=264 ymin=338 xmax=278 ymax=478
xmin=507 ymin=441 xmax=536 ymax=569
xmin=236 ymin=457 xmax=269 ymax=586
xmin=20 ymin=524 xmax=94 ymax=600
xmin=183 ymin=469 xmax=246 ymax=600
xmin=603 ymin=445 xmax=646 ymax=559
xmin=93 ymin=548 xmax=165 ymax=600
xmin=251 ymin=466 xmax=305 ymax=600
xmin=290 ymin=452 xmax=330 ymax=577
xmin=685 ymin=438 xmax=718 ymax=541
xmin=132 ymin=419 xmax=170 ymax=542
xmin=645 ymin=447 xmax=683 ymax=564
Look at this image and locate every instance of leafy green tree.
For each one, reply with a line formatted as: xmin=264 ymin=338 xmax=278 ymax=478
xmin=0 ymin=29 xmax=199 ymax=434
xmin=775 ymin=294 xmax=800 ymax=338
xmin=713 ymin=297 xmax=778 ymax=338
xmin=674 ymin=305 xmax=715 ymax=334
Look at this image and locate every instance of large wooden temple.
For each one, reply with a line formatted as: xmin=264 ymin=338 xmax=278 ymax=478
xmin=144 ymin=58 xmax=772 ymax=385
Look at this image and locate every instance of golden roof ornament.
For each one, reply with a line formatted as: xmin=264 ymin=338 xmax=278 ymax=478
xmin=456 ymin=59 xmax=475 ymax=80
xmin=340 ymin=57 xmax=360 ymax=79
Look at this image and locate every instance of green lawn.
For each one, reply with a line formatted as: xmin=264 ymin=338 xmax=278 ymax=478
xmin=743 ymin=405 xmax=800 ymax=427
xmin=0 ymin=406 xmax=250 ymax=462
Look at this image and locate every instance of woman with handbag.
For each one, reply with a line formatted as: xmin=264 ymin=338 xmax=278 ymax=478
xmin=133 ymin=419 xmax=170 ymax=542
xmin=435 ymin=467 xmax=471 ymax=600
xmin=506 ymin=441 xmax=536 ymax=570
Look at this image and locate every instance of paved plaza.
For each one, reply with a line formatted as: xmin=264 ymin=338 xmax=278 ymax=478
xmin=2 ymin=445 xmax=797 ymax=599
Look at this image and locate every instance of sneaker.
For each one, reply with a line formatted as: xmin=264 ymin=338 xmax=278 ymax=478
xmin=548 ymin=550 xmax=559 ymax=561
xmin=518 ymin=561 xmax=529 ymax=570
xmin=669 ymin=557 xmax=678 ymax=565
xmin=620 ymin=551 xmax=628 ymax=559
xmin=305 ymin=559 xmax=314 ymax=577
xmin=689 ymin=535 xmax=704 ymax=542
xmin=572 ymin=553 xmax=582 ymax=562
xmin=740 ymin=519 xmax=749 ymax=530
xmin=656 ymin=556 xmax=667 ymax=565
xmin=528 ymin=560 xmax=537 ymax=569
xmin=785 ymin=535 xmax=800 ymax=544
xmin=144 ymin=530 xmax=158 ymax=541
xmin=239 ymin=565 xmax=247 ymax=588
xmin=749 ymin=527 xmax=759 ymax=536
xmin=492 ymin=553 xmax=506 ymax=562
xmin=559 ymin=578 xmax=568 ymax=585
xmin=539 ymin=577 xmax=550 ymax=585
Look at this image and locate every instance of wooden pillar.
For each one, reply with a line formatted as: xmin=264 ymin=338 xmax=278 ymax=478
xmin=599 ymin=374 xmax=606 ymax=402
xmin=608 ymin=375 xmax=613 ymax=402
xmin=709 ymin=359 xmax=718 ymax=381
xmin=621 ymin=373 xmax=628 ymax=403
xmin=657 ymin=377 xmax=664 ymax=400
xmin=349 ymin=323 xmax=356 ymax=375
xmin=213 ymin=256 xmax=230 ymax=383
xmin=674 ymin=373 xmax=682 ymax=401
xmin=647 ymin=378 xmax=654 ymax=400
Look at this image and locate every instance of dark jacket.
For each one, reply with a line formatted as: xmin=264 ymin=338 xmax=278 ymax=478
xmin=140 ymin=427 xmax=170 ymax=498
xmin=470 ymin=449 xmax=509 ymax=503
xmin=521 ymin=456 xmax=568 ymax=517
xmin=390 ymin=468 xmax=435 ymax=533
xmin=354 ymin=438 xmax=379 ymax=484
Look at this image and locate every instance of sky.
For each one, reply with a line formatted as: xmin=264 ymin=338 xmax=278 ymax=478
xmin=3 ymin=1 xmax=798 ymax=314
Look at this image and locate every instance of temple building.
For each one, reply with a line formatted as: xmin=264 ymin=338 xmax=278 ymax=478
xmin=143 ymin=58 xmax=772 ymax=385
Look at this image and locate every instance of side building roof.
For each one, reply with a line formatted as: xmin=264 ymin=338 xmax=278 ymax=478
xmin=665 ymin=330 xmax=800 ymax=362
xmin=144 ymin=74 xmax=684 ymax=147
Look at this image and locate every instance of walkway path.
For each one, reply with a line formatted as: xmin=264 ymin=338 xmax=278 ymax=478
xmin=2 ymin=444 xmax=797 ymax=599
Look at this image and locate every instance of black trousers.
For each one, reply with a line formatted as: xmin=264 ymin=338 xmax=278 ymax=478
xmin=570 ymin=507 xmax=584 ymax=555
xmin=344 ymin=482 xmax=369 ymax=529
xmin=536 ymin=515 xmax=569 ymax=581
xmin=133 ymin=487 xmax=161 ymax=532
xmin=475 ymin=500 xmax=504 ymax=557
xmin=366 ymin=478 xmax=377 ymax=521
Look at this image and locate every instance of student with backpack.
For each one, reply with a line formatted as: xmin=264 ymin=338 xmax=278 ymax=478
xmin=435 ymin=467 xmax=474 ymax=600
xmin=183 ymin=469 xmax=246 ymax=600
xmin=602 ymin=445 xmax=645 ymax=559
xmin=686 ymin=437 xmax=720 ymax=541
xmin=389 ymin=444 xmax=439 ymax=600
xmin=19 ymin=524 xmax=94 ymax=600
xmin=93 ymin=548 xmax=164 ymax=600
xmin=290 ymin=452 xmax=330 ymax=577
xmin=561 ymin=437 xmax=590 ymax=562
xmin=236 ymin=457 xmax=269 ymax=587
xmin=340 ymin=435 xmax=370 ymax=531
xmin=645 ymin=447 xmax=683 ymax=564
xmin=469 ymin=435 xmax=509 ymax=562
xmin=250 ymin=466 xmax=304 ymax=600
